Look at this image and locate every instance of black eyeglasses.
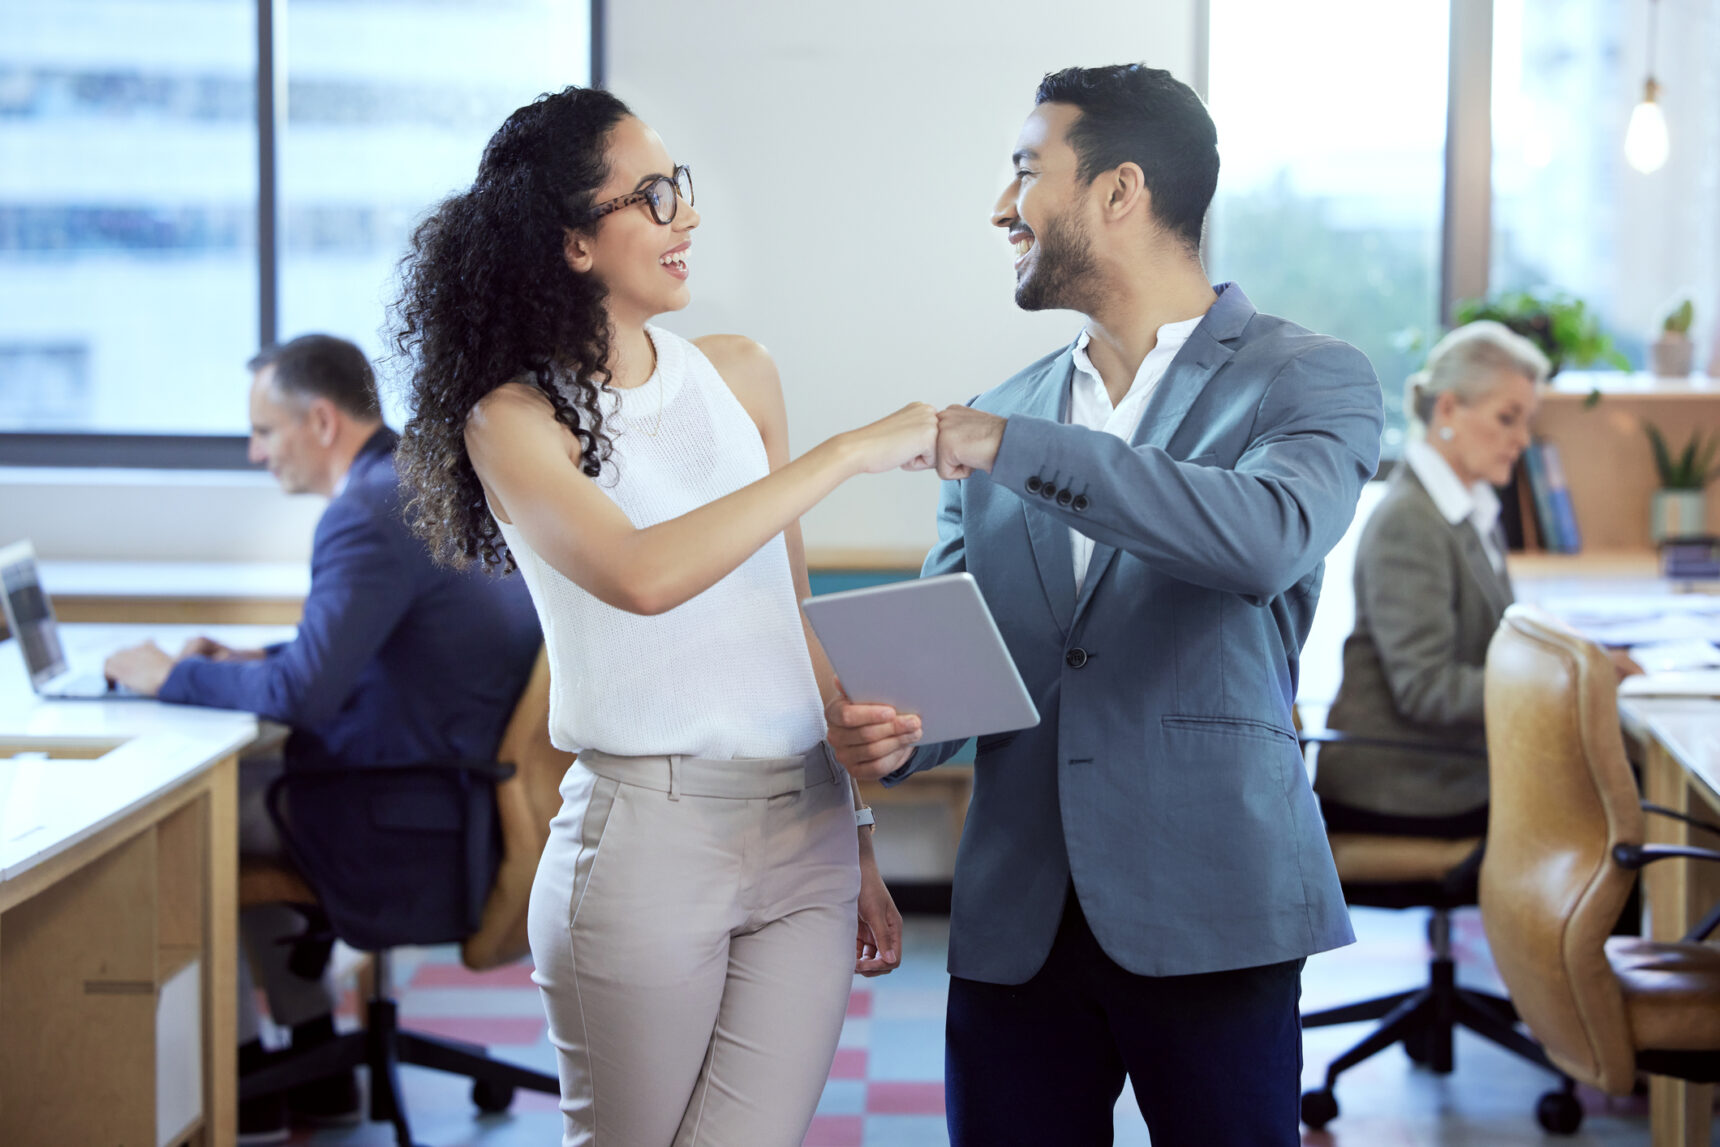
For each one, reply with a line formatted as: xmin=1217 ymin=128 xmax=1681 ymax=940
xmin=585 ymin=165 xmax=694 ymax=226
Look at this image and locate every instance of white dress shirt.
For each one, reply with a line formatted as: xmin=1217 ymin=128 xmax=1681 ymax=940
xmin=1066 ymin=317 xmax=1204 ymax=588
xmin=1403 ymin=438 xmax=1505 ymax=574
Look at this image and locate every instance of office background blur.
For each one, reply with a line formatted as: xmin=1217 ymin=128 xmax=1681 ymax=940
xmin=5 ymin=0 xmax=1717 ymax=561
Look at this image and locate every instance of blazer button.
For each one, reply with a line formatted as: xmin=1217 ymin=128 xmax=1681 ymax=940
xmin=1025 ymin=476 xmax=1043 ymax=493
xmin=1056 ymin=489 xmax=1073 ymax=507
xmin=1071 ymin=494 xmax=1090 ymax=512
xmin=1040 ymin=482 xmax=1058 ymax=499
xmin=1065 ymin=647 xmax=1088 ymax=668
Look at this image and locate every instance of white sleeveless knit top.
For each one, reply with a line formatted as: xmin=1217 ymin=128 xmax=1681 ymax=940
xmin=494 ymin=326 xmax=826 ymax=760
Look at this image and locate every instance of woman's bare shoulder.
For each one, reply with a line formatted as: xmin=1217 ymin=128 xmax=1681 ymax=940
xmin=466 ymin=379 xmax=574 ymax=462
xmin=693 ymin=334 xmax=785 ymax=434
xmin=694 ymin=335 xmax=781 ymax=395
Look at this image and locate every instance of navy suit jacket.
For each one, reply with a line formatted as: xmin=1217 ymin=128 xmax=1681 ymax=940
xmin=886 ymin=284 xmax=1383 ymax=982
xmin=161 ymin=429 xmax=541 ymax=770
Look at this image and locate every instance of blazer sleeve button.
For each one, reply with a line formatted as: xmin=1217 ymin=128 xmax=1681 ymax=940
xmin=1025 ymin=475 xmax=1043 ymax=493
xmin=1040 ymin=482 xmax=1058 ymax=499
xmin=1056 ymin=489 xmax=1073 ymax=507
xmin=1072 ymin=494 xmax=1090 ymax=512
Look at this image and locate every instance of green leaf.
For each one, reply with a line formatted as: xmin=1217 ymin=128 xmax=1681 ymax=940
xmin=1647 ymin=421 xmax=1677 ymax=486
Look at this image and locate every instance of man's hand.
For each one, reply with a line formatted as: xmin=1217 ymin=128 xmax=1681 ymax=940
xmin=178 ymin=636 xmax=264 ymax=662
xmin=934 ymin=405 xmax=1006 ymax=480
xmin=855 ymin=838 xmax=903 ymax=976
xmin=103 ymin=641 xmax=175 ymax=697
xmin=827 ymin=679 xmax=923 ymax=782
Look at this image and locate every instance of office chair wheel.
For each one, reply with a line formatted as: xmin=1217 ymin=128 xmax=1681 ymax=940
xmin=1300 ymin=1088 xmax=1338 ymax=1129
xmin=472 ymin=1080 xmax=516 ymax=1114
xmin=1535 ymin=1089 xmax=1583 ymax=1135
xmin=1402 ymin=1026 xmax=1433 ymax=1065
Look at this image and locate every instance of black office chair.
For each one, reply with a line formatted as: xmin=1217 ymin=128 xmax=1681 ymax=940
xmin=239 ymin=757 xmax=558 ymax=1147
xmin=1297 ymin=728 xmax=1573 ymax=1133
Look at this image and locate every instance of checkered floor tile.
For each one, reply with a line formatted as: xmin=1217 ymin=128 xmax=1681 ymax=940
xmin=281 ymin=910 xmax=1657 ymax=1146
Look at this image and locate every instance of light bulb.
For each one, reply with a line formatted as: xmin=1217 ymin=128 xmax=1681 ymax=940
xmin=1625 ymin=80 xmax=1669 ymax=173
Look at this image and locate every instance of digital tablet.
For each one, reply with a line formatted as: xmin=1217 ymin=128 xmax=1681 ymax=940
xmin=801 ymin=573 xmax=1039 ymax=744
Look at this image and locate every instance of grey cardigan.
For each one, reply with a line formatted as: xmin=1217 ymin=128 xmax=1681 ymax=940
xmin=1314 ymin=465 xmax=1513 ymax=818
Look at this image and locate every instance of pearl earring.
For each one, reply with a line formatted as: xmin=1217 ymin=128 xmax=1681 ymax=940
xmin=1437 ymin=426 xmax=1455 ymax=441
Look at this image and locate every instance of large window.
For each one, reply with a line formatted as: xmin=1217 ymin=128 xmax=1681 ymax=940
xmin=0 ymin=0 xmax=592 ymax=450
xmin=1492 ymin=0 xmax=1719 ymax=365
xmin=0 ymin=1 xmax=258 ymax=436
xmin=279 ymin=1 xmax=589 ymax=427
xmin=1206 ymin=0 xmax=1451 ymax=455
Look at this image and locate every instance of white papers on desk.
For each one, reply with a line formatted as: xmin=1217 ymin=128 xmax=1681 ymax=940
xmin=1620 ymin=670 xmax=1720 ymax=698
xmin=1630 ymin=639 xmax=1720 ymax=674
xmin=1544 ymin=594 xmax=1720 ymax=647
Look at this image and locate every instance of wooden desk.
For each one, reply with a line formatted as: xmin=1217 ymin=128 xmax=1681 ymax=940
xmin=39 ymin=562 xmax=310 ymax=626
xmin=0 ymin=626 xmax=283 ymax=1147
xmin=1622 ymin=696 xmax=1720 ymax=1147
xmin=30 ymin=555 xmax=935 ymax=630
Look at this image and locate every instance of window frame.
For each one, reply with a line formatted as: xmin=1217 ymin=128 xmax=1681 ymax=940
xmin=0 ymin=0 xmax=606 ymax=469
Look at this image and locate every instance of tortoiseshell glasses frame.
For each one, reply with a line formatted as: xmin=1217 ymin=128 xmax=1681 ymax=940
xmin=584 ymin=165 xmax=694 ymax=226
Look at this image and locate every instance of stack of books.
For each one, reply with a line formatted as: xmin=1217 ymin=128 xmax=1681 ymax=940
xmin=1513 ymin=440 xmax=1582 ymax=553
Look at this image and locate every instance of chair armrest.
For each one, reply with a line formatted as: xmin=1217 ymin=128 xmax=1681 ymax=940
xmin=1641 ymin=802 xmax=1720 ymax=840
xmin=1298 ymin=729 xmax=1487 ymax=759
xmin=1612 ymin=842 xmax=1720 ymax=869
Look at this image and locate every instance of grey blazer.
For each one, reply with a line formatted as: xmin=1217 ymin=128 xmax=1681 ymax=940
xmin=1313 ymin=466 xmax=1513 ymax=818
xmin=885 ymin=284 xmax=1383 ymax=982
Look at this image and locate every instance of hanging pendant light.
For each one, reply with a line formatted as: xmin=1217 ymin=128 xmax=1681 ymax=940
xmin=1625 ymin=0 xmax=1670 ymax=173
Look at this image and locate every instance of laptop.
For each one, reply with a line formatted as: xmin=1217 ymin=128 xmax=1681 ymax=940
xmin=0 ymin=540 xmax=144 ymax=700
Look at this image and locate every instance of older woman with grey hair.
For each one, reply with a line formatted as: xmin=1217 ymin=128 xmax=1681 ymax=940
xmin=1313 ymin=321 xmax=1548 ymax=837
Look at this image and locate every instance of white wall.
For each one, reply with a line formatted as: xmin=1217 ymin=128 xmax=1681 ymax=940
xmin=608 ymin=0 xmax=1199 ymax=558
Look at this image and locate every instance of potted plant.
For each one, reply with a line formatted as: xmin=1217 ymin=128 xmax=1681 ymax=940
xmin=1453 ymin=290 xmax=1632 ymax=378
xmin=1652 ymin=299 xmax=1695 ymax=378
xmin=1646 ymin=421 xmax=1718 ymax=541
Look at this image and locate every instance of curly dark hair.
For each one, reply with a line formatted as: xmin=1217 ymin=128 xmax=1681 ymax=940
xmin=392 ymin=86 xmax=633 ymax=571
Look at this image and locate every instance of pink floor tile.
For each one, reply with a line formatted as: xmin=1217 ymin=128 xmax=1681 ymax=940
xmin=801 ymin=1114 xmax=864 ymax=1146
xmin=410 ymin=961 xmax=539 ymax=989
xmin=401 ymin=1015 xmax=546 ymax=1046
xmin=515 ymin=1088 xmax=563 ymax=1113
xmin=866 ymin=1081 xmax=945 ymax=1115
xmin=845 ymin=990 xmax=872 ymax=1018
xmin=828 ymin=1048 xmax=868 ymax=1079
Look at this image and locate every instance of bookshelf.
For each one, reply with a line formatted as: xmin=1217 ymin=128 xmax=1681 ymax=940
xmin=1529 ymin=372 xmax=1720 ymax=552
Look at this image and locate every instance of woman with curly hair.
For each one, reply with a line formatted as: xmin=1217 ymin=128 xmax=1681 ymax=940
xmin=392 ymin=86 xmax=935 ymax=1147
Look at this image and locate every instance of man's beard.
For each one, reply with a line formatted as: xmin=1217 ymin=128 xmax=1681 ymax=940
xmin=1014 ymin=209 xmax=1099 ymax=313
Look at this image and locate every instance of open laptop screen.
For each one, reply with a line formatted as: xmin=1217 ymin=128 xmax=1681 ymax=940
xmin=0 ymin=544 xmax=68 ymax=689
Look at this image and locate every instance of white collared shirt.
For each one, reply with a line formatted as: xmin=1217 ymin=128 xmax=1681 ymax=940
xmin=1066 ymin=316 xmax=1203 ymax=587
xmin=1403 ymin=439 xmax=1505 ymax=574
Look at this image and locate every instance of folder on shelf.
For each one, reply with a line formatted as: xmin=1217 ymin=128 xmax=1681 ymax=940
xmin=1522 ymin=441 xmax=1563 ymax=552
xmin=1539 ymin=440 xmax=1583 ymax=554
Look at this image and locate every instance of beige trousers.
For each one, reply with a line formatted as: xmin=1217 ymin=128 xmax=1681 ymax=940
xmin=528 ymin=744 xmax=860 ymax=1147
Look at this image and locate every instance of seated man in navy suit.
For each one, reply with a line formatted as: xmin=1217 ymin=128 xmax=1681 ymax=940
xmin=106 ymin=334 xmax=541 ymax=1143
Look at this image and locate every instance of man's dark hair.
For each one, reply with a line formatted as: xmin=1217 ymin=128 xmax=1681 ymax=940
xmin=1035 ymin=64 xmax=1219 ymax=254
xmin=248 ymin=334 xmax=381 ymax=419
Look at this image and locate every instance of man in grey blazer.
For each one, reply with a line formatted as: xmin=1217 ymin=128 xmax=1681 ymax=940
xmin=830 ymin=65 xmax=1382 ymax=1145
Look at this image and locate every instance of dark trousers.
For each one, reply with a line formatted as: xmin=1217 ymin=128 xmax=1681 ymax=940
xmin=946 ymin=888 xmax=1304 ymax=1147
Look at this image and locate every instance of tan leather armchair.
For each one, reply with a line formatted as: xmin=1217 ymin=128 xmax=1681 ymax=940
xmin=461 ymin=647 xmax=574 ymax=971
xmin=1481 ymin=606 xmax=1720 ymax=1133
xmin=1298 ymin=728 xmax=1555 ymax=1131
xmin=238 ymin=645 xmax=571 ymax=1144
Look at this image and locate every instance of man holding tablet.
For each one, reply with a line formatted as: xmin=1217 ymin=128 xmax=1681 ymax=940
xmin=828 ymin=65 xmax=1382 ymax=1146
